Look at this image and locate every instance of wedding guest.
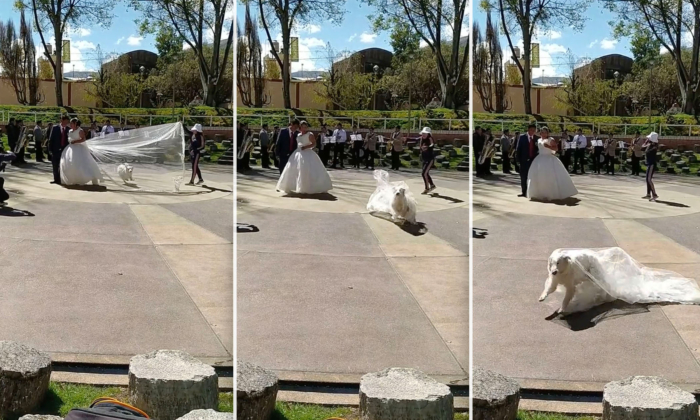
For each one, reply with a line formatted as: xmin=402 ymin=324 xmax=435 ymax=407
xmin=331 ymin=123 xmax=347 ymax=169
xmin=319 ymin=124 xmax=333 ymax=166
xmin=560 ymin=130 xmax=572 ymax=171
xmin=630 ymin=131 xmax=644 ymax=176
xmin=351 ymin=125 xmax=363 ymax=169
xmin=103 ymin=120 xmax=115 ymax=134
xmin=604 ymin=134 xmax=616 ymax=175
xmin=44 ymin=123 xmax=53 ymax=159
xmin=6 ymin=118 xmax=18 ymax=156
xmin=13 ymin=120 xmax=26 ymax=164
xmin=643 ymin=132 xmax=659 ymax=201
xmin=259 ymin=124 xmax=271 ymax=169
xmin=500 ymin=129 xmax=512 ymax=174
xmin=390 ymin=126 xmax=403 ymax=170
xmin=271 ymin=126 xmax=280 ymax=168
xmin=187 ymin=124 xmax=205 ymax=185
xmin=419 ymin=126 xmax=436 ymax=194
xmin=513 ymin=131 xmax=521 ymax=173
xmin=364 ymin=127 xmax=377 ymax=170
xmin=572 ymin=128 xmax=587 ymax=174
xmin=593 ymin=135 xmax=605 ymax=174
xmin=33 ymin=121 xmax=45 ymax=162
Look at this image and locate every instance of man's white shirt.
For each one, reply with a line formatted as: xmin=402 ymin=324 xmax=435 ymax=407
xmin=333 ymin=129 xmax=347 ymax=143
xmin=574 ymin=134 xmax=587 ymax=149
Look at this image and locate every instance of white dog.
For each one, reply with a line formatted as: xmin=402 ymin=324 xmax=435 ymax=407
xmin=117 ymin=163 xmax=133 ymax=183
xmin=391 ymin=187 xmax=417 ymax=224
xmin=539 ymin=249 xmax=611 ymax=314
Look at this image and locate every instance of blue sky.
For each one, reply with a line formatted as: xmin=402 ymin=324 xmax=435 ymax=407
xmin=236 ymin=0 xmax=396 ymax=73
xmin=0 ymin=3 xmax=161 ymax=73
xmin=473 ymin=4 xmax=633 ymax=77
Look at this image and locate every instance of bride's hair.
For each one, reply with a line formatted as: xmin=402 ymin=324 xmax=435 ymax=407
xmin=70 ymin=118 xmax=81 ymax=127
xmin=299 ymin=120 xmax=309 ymax=127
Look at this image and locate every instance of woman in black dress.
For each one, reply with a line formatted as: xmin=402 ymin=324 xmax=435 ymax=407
xmin=643 ymin=132 xmax=659 ymax=201
xmin=419 ymin=127 xmax=436 ymax=194
xmin=187 ymin=124 xmax=205 ymax=185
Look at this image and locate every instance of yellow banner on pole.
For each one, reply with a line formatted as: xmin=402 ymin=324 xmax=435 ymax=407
xmin=290 ymin=37 xmax=299 ymax=62
xmin=62 ymin=40 xmax=70 ymax=63
xmin=531 ymin=43 xmax=539 ymax=68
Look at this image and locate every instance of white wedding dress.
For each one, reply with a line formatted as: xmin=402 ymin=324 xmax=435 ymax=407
xmin=60 ymin=128 xmax=104 ymax=185
xmin=276 ymin=132 xmax=333 ymax=194
xmin=528 ymin=138 xmax=578 ymax=201
xmin=549 ymin=248 xmax=700 ymax=313
xmin=367 ymin=170 xmax=417 ymax=223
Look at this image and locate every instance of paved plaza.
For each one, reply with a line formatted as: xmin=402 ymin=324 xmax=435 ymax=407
xmin=237 ymin=168 xmax=469 ymax=377
xmin=0 ymin=162 xmax=233 ymax=362
xmin=474 ymin=173 xmax=700 ymax=387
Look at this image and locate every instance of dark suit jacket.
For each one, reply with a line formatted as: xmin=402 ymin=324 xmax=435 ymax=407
xmin=516 ymin=133 xmax=540 ymax=165
xmin=49 ymin=125 xmax=67 ymax=154
xmin=275 ymin=128 xmax=298 ymax=159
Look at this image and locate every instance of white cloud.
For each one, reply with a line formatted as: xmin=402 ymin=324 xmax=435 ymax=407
xmin=302 ymin=37 xmax=326 ymax=48
xmin=535 ymin=28 xmax=562 ymax=40
xmin=360 ymin=32 xmax=377 ymax=44
xmin=298 ymin=24 xmax=321 ymax=34
xmin=588 ymin=39 xmax=598 ymax=48
xmin=116 ymin=37 xmax=125 ymax=45
xmin=348 ymin=33 xmax=357 ymax=42
xmin=73 ymin=40 xmax=96 ymax=50
xmin=600 ymin=38 xmax=617 ymax=50
xmin=127 ymin=35 xmax=143 ymax=46
xmin=541 ymin=43 xmax=566 ymax=54
xmin=68 ymin=27 xmax=91 ymax=37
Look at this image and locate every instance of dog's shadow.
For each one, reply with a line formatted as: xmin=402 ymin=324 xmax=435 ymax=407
xmin=546 ymin=300 xmax=655 ymax=331
xmin=369 ymin=211 xmax=428 ymax=236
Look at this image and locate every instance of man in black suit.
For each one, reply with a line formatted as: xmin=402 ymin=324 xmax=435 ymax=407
xmin=48 ymin=115 xmax=70 ymax=184
xmin=275 ymin=119 xmax=300 ymax=174
xmin=516 ymin=123 xmax=540 ymax=197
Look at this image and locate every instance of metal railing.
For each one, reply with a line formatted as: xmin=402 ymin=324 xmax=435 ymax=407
xmin=236 ymin=113 xmax=471 ymax=131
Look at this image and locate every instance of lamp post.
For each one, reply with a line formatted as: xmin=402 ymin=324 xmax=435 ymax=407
xmin=139 ymin=65 xmax=146 ymax=108
xmin=613 ymin=71 xmax=620 ymax=117
xmin=372 ymin=64 xmax=380 ymax=111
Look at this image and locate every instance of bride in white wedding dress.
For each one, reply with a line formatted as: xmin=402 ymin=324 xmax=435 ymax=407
xmin=276 ymin=121 xmax=333 ymax=194
xmin=60 ymin=119 xmax=103 ymax=186
xmin=528 ymin=127 xmax=578 ymax=201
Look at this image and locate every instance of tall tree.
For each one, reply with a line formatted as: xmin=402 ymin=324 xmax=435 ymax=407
xmin=236 ymin=3 xmax=269 ymax=107
xmin=0 ymin=11 xmax=43 ymax=105
xmin=473 ymin=13 xmax=509 ymax=113
xmin=606 ymin=0 xmax=700 ymax=114
xmin=155 ymin=26 xmax=184 ymax=66
xmin=253 ymin=0 xmax=346 ymax=109
xmin=16 ymin=0 xmax=116 ymax=106
xmin=130 ymin=0 xmax=234 ymax=107
xmin=485 ymin=0 xmax=587 ymax=114
xmin=365 ymin=0 xmax=469 ymax=109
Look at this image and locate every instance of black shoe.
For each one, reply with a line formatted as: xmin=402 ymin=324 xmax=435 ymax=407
xmin=518 ymin=194 xmax=526 ymax=197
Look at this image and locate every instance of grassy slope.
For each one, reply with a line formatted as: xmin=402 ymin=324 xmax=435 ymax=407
xmin=273 ymin=402 xmax=469 ymax=420
xmin=34 ymin=383 xmax=232 ymax=415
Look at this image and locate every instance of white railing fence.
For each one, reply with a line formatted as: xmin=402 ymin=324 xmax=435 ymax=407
xmin=1 ymin=112 xmax=233 ymax=128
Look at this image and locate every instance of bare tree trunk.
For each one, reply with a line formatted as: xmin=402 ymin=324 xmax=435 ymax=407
xmin=54 ymin=25 xmax=64 ymax=107
xmin=281 ymin=26 xmax=292 ymax=109
xmin=522 ymin=31 xmax=532 ymax=114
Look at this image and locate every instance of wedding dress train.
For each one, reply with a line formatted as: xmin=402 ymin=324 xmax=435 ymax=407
xmin=276 ymin=132 xmax=333 ymax=194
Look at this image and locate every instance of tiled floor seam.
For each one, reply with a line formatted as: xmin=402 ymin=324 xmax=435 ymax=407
xmin=128 ymin=203 xmax=231 ymax=357
xmin=361 ymin=215 xmax=468 ymax=375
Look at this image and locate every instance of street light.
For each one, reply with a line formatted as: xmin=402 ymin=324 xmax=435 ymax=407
xmin=372 ymin=65 xmax=380 ymax=111
xmin=139 ymin=66 xmax=146 ymax=108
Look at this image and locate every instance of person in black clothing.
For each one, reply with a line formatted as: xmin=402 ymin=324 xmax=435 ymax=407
xmin=390 ymin=126 xmax=403 ymax=170
xmin=560 ymin=130 xmax=572 ymax=171
xmin=482 ymin=128 xmax=494 ymax=176
xmin=271 ymin=126 xmax=280 ymax=168
xmin=6 ymin=119 xmax=19 ymax=163
xmin=643 ymin=132 xmax=659 ymax=201
xmin=187 ymin=124 xmax=205 ymax=185
xmin=593 ymin=135 xmax=605 ymax=174
xmin=419 ymin=126 xmax=436 ymax=194
xmin=473 ymin=126 xmax=485 ymax=177
xmin=319 ymin=124 xmax=332 ymax=166
xmin=13 ymin=120 xmax=26 ymax=164
xmin=513 ymin=131 xmax=521 ymax=173
xmin=351 ymin=126 xmax=363 ymax=169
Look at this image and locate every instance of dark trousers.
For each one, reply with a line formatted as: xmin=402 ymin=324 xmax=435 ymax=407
xmin=0 ymin=177 xmax=7 ymax=202
xmin=562 ymin=151 xmax=572 ymax=172
xmin=365 ymin=149 xmax=375 ymax=169
xmin=606 ymin=155 xmax=615 ymax=174
xmin=422 ymin=159 xmax=435 ymax=189
xmin=278 ymin=155 xmax=289 ymax=174
xmin=502 ymin=155 xmax=511 ymax=173
xmin=391 ymin=150 xmax=401 ymax=170
xmin=573 ymin=149 xmax=586 ymax=173
xmin=320 ymin=146 xmax=330 ymax=166
xmin=519 ymin=160 xmax=532 ymax=196
xmin=51 ymin=150 xmax=61 ymax=183
xmin=332 ymin=142 xmax=345 ymax=168
xmin=261 ymin=147 xmax=270 ymax=168
xmin=35 ymin=138 xmax=44 ymax=161
xmin=593 ymin=149 xmax=603 ymax=173
xmin=190 ymin=152 xmax=202 ymax=183
xmin=352 ymin=142 xmax=363 ymax=168
xmin=646 ymin=162 xmax=657 ymax=196
xmin=631 ymin=155 xmax=641 ymax=175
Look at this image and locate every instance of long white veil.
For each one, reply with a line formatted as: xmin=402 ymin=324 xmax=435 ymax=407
xmin=367 ymin=170 xmax=416 ymax=221
xmin=552 ymin=247 xmax=700 ymax=313
xmin=84 ymin=122 xmax=186 ymax=192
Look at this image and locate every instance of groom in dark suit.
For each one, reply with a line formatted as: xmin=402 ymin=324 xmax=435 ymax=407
xmin=275 ymin=119 xmax=300 ymax=174
xmin=516 ymin=123 xmax=539 ymax=197
xmin=49 ymin=115 xmax=70 ymax=184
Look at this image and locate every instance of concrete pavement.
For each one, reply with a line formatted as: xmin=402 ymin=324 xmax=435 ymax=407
xmin=474 ymin=172 xmax=700 ymax=385
xmin=0 ymin=162 xmax=233 ymax=361
xmin=237 ymin=167 xmax=469 ymax=376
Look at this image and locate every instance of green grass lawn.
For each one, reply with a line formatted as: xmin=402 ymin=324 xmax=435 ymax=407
xmin=30 ymin=383 xmax=232 ymax=415
xmin=272 ymin=402 xmax=468 ymax=420
xmin=518 ymin=411 xmax=598 ymax=420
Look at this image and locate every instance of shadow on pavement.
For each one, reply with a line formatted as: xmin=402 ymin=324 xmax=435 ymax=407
xmin=369 ymin=211 xmax=428 ymax=236
xmin=655 ymin=200 xmax=690 ymax=208
xmin=283 ymin=192 xmax=338 ymax=201
xmin=0 ymin=205 xmax=34 ymax=217
xmin=429 ymin=192 xmax=465 ymax=203
xmin=547 ymin=301 xmax=653 ymax=331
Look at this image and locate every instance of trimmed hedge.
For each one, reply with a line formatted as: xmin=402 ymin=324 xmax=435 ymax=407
xmin=0 ymin=105 xmax=233 ymax=127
